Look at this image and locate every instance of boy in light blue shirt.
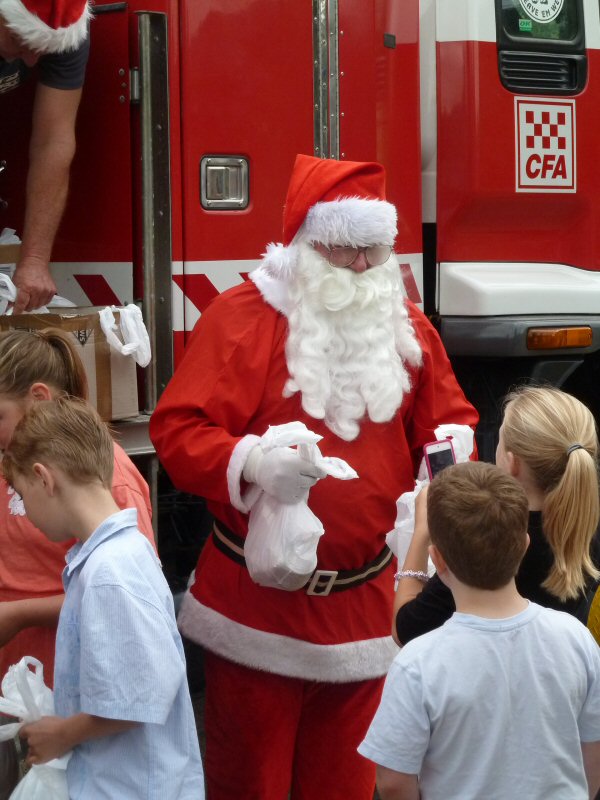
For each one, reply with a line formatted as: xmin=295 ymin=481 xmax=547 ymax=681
xmin=359 ymin=462 xmax=600 ymax=800
xmin=2 ymin=398 xmax=205 ymax=800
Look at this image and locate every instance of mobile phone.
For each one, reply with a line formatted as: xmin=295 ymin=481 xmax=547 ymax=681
xmin=423 ymin=438 xmax=456 ymax=480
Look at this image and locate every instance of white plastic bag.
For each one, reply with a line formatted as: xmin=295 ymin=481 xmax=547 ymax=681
xmin=0 ymin=274 xmax=75 ymax=317
xmin=245 ymin=422 xmax=358 ymax=590
xmin=245 ymin=496 xmax=326 ymax=590
xmin=0 ymin=231 xmax=76 ymax=315
xmin=0 ymin=658 xmax=69 ymax=800
xmin=385 ymin=477 xmax=431 ymax=574
xmin=98 ymin=304 xmax=151 ymax=367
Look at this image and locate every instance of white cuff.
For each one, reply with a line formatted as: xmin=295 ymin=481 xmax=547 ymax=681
xmin=227 ymin=434 xmax=262 ymax=513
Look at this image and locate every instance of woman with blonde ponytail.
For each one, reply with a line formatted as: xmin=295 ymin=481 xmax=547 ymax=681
xmin=500 ymin=386 xmax=599 ymax=605
xmin=394 ymin=386 xmax=600 ymax=645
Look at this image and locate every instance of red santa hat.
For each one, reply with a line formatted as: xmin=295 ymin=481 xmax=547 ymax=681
xmin=283 ymin=154 xmax=397 ymax=247
xmin=0 ymin=0 xmax=90 ymax=54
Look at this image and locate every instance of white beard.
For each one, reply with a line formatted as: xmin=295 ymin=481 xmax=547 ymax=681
xmin=284 ymin=242 xmax=422 ymax=441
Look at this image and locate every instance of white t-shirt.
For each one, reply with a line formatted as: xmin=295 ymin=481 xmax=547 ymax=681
xmin=359 ymin=602 xmax=600 ymax=800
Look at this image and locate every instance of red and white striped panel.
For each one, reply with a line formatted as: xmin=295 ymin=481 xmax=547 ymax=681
xmin=51 ymin=262 xmax=134 ymax=307
xmin=175 ymin=254 xmax=424 ymax=335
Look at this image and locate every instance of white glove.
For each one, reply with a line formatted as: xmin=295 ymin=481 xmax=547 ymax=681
xmin=243 ymin=445 xmax=327 ymax=504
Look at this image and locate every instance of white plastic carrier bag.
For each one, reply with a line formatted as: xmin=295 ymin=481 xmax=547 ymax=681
xmin=98 ymin=304 xmax=151 ymax=367
xmin=0 ymin=275 xmax=75 ymax=317
xmin=0 ymin=658 xmax=70 ymax=800
xmin=245 ymin=422 xmax=358 ymax=591
xmin=0 ymin=231 xmax=76 ymax=315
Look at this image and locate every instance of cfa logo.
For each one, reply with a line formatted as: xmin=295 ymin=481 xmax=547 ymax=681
xmin=525 ymin=153 xmax=568 ymax=180
xmin=515 ymin=98 xmax=576 ymax=193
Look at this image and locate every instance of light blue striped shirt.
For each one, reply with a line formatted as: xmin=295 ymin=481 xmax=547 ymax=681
xmin=55 ymin=508 xmax=204 ymax=799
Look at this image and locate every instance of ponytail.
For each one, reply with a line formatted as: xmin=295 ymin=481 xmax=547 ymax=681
xmin=0 ymin=328 xmax=89 ymax=401
xmin=503 ymin=386 xmax=600 ymax=601
xmin=542 ymin=446 xmax=600 ymax=600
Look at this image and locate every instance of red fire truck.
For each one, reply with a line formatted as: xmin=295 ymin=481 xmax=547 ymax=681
xmin=1 ymin=0 xmax=599 ymax=470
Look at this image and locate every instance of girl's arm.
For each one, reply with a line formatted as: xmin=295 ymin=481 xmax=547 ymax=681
xmin=392 ymin=489 xmax=431 ymax=626
xmin=392 ymin=487 xmax=455 ymax=645
xmin=0 ymin=595 xmax=64 ymax=646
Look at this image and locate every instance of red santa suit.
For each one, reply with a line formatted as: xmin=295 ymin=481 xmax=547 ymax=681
xmin=150 ymin=155 xmax=479 ymax=800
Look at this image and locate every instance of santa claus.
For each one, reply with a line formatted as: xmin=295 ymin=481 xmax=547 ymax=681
xmin=150 ymin=154 xmax=478 ymax=800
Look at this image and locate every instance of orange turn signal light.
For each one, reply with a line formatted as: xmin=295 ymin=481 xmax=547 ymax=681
xmin=527 ymin=327 xmax=592 ymax=350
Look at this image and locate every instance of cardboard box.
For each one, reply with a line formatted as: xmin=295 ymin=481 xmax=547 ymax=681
xmin=0 ymin=307 xmax=139 ymax=421
xmin=0 ymin=244 xmax=20 ymax=266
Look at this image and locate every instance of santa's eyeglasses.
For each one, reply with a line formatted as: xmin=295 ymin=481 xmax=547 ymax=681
xmin=321 ymin=245 xmax=393 ymax=268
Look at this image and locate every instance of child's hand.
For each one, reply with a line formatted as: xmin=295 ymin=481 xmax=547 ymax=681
xmin=21 ymin=716 xmax=72 ymax=764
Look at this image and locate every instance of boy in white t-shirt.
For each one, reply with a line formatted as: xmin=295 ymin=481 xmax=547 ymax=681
xmin=359 ymin=461 xmax=600 ymax=800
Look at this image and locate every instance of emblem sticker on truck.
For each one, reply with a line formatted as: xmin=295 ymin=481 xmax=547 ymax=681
xmin=518 ymin=0 xmax=564 ymax=23
xmin=515 ymin=98 xmax=576 ymax=193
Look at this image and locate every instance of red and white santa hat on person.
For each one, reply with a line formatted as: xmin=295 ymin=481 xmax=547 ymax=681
xmin=283 ymin=153 xmax=397 ymax=247
xmin=0 ymin=0 xmax=90 ymax=54
xmin=259 ymin=154 xmax=398 ymax=279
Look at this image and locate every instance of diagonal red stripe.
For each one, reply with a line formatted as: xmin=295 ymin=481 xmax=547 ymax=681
xmin=178 ymin=274 xmax=220 ymax=312
xmin=74 ymin=275 xmax=122 ymax=307
xmin=399 ymin=263 xmax=422 ymax=305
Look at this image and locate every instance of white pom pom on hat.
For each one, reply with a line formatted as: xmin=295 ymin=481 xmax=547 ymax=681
xmin=0 ymin=0 xmax=90 ymax=54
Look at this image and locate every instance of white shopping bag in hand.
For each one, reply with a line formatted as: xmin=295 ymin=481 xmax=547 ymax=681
xmin=245 ymin=422 xmax=358 ymax=591
xmin=0 ymin=658 xmax=69 ymax=800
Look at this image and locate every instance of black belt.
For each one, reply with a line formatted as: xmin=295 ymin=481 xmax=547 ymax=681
xmin=212 ymin=521 xmax=393 ymax=596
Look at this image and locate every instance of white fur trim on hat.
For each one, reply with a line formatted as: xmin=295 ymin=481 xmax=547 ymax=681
xmin=298 ymin=197 xmax=397 ymax=248
xmin=1 ymin=0 xmax=90 ymax=53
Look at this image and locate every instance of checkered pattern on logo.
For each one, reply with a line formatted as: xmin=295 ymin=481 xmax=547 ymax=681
xmin=524 ymin=109 xmax=568 ymax=151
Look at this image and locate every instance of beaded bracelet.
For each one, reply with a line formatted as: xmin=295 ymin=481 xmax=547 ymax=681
xmin=394 ymin=569 xmax=429 ymax=584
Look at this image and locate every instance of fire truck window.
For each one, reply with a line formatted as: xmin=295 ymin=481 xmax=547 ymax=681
xmin=500 ymin=0 xmax=578 ymax=42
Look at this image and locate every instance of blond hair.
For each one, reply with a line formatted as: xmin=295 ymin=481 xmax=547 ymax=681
xmin=0 ymin=328 xmax=88 ymax=400
xmin=503 ymin=386 xmax=600 ymax=601
xmin=427 ymin=462 xmax=529 ymax=590
xmin=2 ymin=398 xmax=113 ymax=489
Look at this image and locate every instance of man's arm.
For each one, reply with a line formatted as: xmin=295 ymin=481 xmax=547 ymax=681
xmin=13 ymin=84 xmax=82 ymax=313
xmin=582 ymin=741 xmax=600 ymax=799
xmin=376 ymin=766 xmax=420 ymax=800
xmin=21 ymin=713 xmax=138 ymax=764
xmin=0 ymin=595 xmax=63 ymax=646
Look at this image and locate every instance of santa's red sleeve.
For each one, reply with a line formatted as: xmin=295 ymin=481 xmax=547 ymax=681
xmin=150 ymin=282 xmax=287 ymax=507
xmin=402 ymin=302 xmax=479 ymax=471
